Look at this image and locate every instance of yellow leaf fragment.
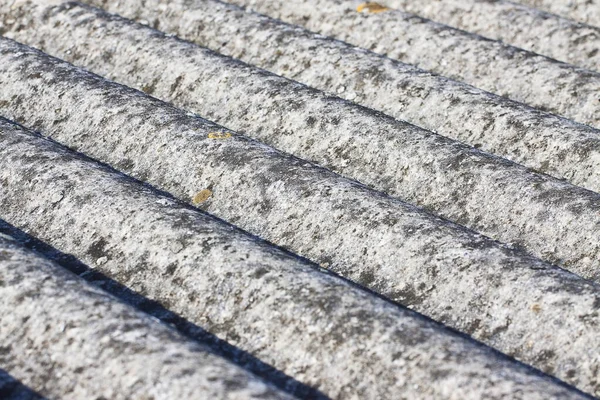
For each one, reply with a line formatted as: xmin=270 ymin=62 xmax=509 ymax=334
xmin=356 ymin=2 xmax=390 ymax=13
xmin=193 ymin=189 xmax=212 ymax=205
xmin=208 ymin=131 xmax=232 ymax=139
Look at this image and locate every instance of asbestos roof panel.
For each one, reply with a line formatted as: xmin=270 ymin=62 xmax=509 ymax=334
xmin=0 ymin=0 xmax=599 ymax=398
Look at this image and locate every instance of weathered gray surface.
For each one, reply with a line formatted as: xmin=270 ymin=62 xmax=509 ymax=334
xmin=384 ymin=0 xmax=600 ymax=71
xmin=223 ymin=0 xmax=600 ymax=128
xmin=515 ymin=0 xmax=600 ymax=27
xmin=1 ymin=119 xmax=590 ymax=399
xmin=19 ymin=1 xmax=600 ymax=200
xmin=5 ymin=6 xmax=600 ymax=278
xmin=0 ymin=232 xmax=291 ymax=400
xmin=0 ymin=220 xmax=323 ymax=399
xmin=2 ymin=36 xmax=600 ymax=395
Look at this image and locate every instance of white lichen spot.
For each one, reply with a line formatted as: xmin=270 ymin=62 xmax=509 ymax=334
xmin=96 ymin=256 xmax=108 ymax=266
xmin=356 ymin=2 xmax=390 ymax=14
xmin=208 ymin=131 xmax=232 ymax=139
xmin=156 ymin=198 xmax=174 ymax=207
xmin=193 ymin=189 xmax=213 ymax=205
xmin=50 ymin=191 xmax=64 ymax=204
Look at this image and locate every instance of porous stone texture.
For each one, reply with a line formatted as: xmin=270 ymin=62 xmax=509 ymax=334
xmin=0 ymin=233 xmax=290 ymax=400
xmin=0 ymin=220 xmax=322 ymax=399
xmin=224 ymin=0 xmax=600 ymax=128
xmin=18 ymin=1 xmax=600 ymax=200
xmin=384 ymin=0 xmax=600 ymax=71
xmin=1 ymin=119 xmax=590 ymax=400
xmin=2 ymin=39 xmax=600 ymax=396
xmin=0 ymin=370 xmax=44 ymax=400
xmin=515 ymin=0 xmax=600 ymax=28
xmin=5 ymin=7 xmax=600 ymax=279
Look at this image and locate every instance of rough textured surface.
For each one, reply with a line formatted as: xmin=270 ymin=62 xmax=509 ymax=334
xmin=384 ymin=0 xmax=600 ymax=71
xmin=0 ymin=219 xmax=329 ymax=400
xmin=515 ymin=0 xmax=600 ymax=28
xmin=5 ymin=6 xmax=600 ymax=279
xmin=2 ymin=37 xmax=600 ymax=395
xmin=22 ymin=1 xmax=600 ymax=199
xmin=0 ymin=232 xmax=290 ymax=400
xmin=1 ymin=119 xmax=591 ymax=399
xmin=0 ymin=220 xmax=323 ymax=399
xmin=223 ymin=0 xmax=600 ymax=128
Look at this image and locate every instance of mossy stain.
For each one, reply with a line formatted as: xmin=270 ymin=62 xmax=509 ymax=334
xmin=208 ymin=131 xmax=232 ymax=139
xmin=356 ymin=2 xmax=390 ymax=13
xmin=193 ymin=189 xmax=213 ymax=205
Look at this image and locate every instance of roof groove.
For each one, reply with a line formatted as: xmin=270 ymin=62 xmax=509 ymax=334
xmin=3 ymin=34 xmax=600 ymax=393
xmin=2 ymin=119 xmax=587 ymax=399
xmin=383 ymin=0 xmax=600 ymax=72
xmin=0 ymin=230 xmax=291 ymax=400
xmin=5 ymin=3 xmax=600 ymax=283
xmin=1 ymin=0 xmax=599 ymax=398
xmin=20 ymin=0 xmax=598 ymax=195
xmin=223 ymin=0 xmax=600 ymax=127
xmin=513 ymin=0 xmax=600 ymax=28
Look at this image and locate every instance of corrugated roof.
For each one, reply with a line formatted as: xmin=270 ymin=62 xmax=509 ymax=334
xmin=0 ymin=0 xmax=599 ymax=398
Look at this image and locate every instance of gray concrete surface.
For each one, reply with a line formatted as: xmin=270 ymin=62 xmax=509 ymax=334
xmin=5 ymin=6 xmax=600 ymax=280
xmin=0 ymin=232 xmax=291 ymax=400
xmin=222 ymin=0 xmax=600 ymax=129
xmin=0 ymin=219 xmax=324 ymax=399
xmin=2 ymin=36 xmax=600 ymax=395
xmin=384 ymin=0 xmax=600 ymax=71
xmin=514 ymin=0 xmax=600 ymax=27
xmin=14 ymin=0 xmax=600 ymax=201
xmin=1 ymin=118 xmax=591 ymax=399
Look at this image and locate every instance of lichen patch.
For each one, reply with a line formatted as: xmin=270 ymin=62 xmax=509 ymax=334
xmin=193 ymin=189 xmax=213 ymax=204
xmin=356 ymin=2 xmax=390 ymax=14
xmin=208 ymin=131 xmax=232 ymax=139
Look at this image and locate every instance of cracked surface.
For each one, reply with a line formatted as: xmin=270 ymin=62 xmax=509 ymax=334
xmin=1 ymin=36 xmax=600 ymax=394
xmin=0 ymin=119 xmax=591 ymax=399
xmin=384 ymin=0 xmax=600 ymax=72
xmin=0 ymin=233 xmax=289 ymax=400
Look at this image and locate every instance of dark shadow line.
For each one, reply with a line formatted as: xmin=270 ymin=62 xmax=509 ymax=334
xmin=0 ymin=369 xmax=47 ymax=400
xmin=0 ymin=121 xmax=589 ymax=396
xmin=0 ymin=220 xmax=328 ymax=399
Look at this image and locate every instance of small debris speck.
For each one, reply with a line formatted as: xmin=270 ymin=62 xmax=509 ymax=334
xmin=208 ymin=131 xmax=232 ymax=139
xmin=193 ymin=189 xmax=213 ymax=205
xmin=356 ymin=2 xmax=390 ymax=14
